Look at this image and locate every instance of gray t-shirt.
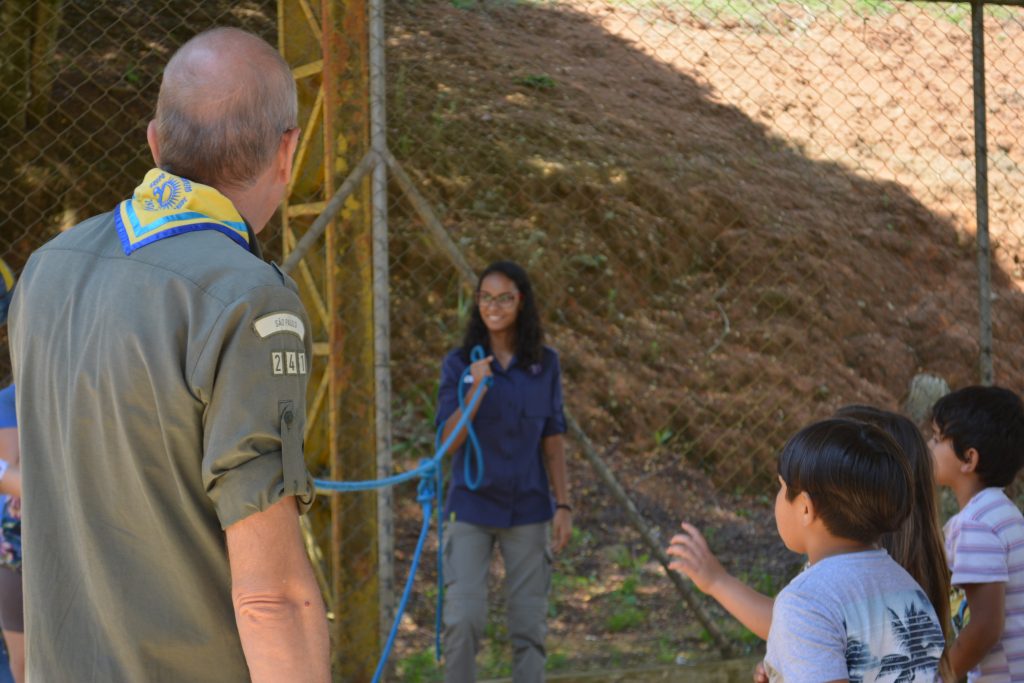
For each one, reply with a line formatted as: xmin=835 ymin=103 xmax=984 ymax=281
xmin=764 ymin=549 xmax=943 ymax=683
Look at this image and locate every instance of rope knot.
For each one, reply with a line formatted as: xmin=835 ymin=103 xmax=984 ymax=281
xmin=417 ymin=458 xmax=437 ymax=504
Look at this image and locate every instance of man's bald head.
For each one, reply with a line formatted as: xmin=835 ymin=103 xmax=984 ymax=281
xmin=153 ymin=28 xmax=297 ymax=189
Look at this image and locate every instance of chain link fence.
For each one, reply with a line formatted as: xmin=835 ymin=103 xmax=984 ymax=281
xmin=3 ymin=0 xmax=1024 ymax=678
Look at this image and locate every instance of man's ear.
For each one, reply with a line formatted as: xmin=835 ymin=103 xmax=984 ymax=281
xmin=962 ymin=447 xmax=981 ymax=474
xmin=146 ymin=120 xmax=161 ymax=166
xmin=277 ymin=128 xmax=301 ymax=186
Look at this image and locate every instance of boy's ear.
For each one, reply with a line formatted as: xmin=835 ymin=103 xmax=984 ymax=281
xmin=962 ymin=447 xmax=980 ymax=474
xmin=798 ymin=491 xmax=816 ymax=526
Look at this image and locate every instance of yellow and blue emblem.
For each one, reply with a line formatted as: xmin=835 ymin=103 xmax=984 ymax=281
xmin=0 ymin=258 xmax=15 ymax=325
xmin=114 ymin=169 xmax=251 ymax=255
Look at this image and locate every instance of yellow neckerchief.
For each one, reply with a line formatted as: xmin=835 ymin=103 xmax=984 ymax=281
xmin=114 ymin=169 xmax=251 ymax=255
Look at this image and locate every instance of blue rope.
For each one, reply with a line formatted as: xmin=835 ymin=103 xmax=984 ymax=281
xmin=456 ymin=345 xmax=488 ymax=491
xmin=314 ymin=346 xmax=490 ymax=494
xmin=311 ymin=345 xmax=493 ymax=672
xmin=372 ymin=461 xmax=437 ymax=683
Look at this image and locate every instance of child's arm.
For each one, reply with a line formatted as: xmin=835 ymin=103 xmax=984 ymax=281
xmin=0 ymin=463 xmax=20 ymax=497
xmin=666 ymin=522 xmax=774 ymax=639
xmin=948 ymin=582 xmax=1005 ymax=678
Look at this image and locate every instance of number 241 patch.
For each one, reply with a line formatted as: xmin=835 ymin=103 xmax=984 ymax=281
xmin=271 ymin=351 xmax=307 ymax=376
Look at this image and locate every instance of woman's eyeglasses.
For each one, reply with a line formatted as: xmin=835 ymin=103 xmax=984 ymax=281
xmin=478 ymin=292 xmax=519 ymax=309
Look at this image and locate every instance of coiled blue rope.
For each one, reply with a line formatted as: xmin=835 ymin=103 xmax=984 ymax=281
xmin=312 ymin=345 xmax=493 ymax=679
xmin=454 ymin=344 xmax=488 ymax=491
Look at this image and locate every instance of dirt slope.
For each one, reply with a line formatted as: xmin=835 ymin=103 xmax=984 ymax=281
xmin=383 ymin=1 xmax=1024 ymax=671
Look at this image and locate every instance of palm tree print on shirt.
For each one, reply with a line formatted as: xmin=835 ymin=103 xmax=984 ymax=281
xmin=847 ymin=597 xmax=945 ymax=683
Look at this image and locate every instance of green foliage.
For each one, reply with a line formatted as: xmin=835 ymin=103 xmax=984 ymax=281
xmin=545 ymin=649 xmax=571 ymax=671
xmin=569 ymin=252 xmax=607 ymax=272
xmin=123 ymin=65 xmax=141 ymax=86
xmin=602 ymin=551 xmax=650 ymax=632
xmin=736 ymin=562 xmax=783 ymax=598
xmin=516 ymin=73 xmax=557 ymax=90
xmin=397 ymin=649 xmax=442 ymax=683
xmin=654 ymin=426 xmax=674 ymax=446
xmin=656 ymin=636 xmax=678 ymax=665
xmin=479 ymin=618 xmax=513 ymax=678
xmin=605 ymin=604 xmax=645 ymax=632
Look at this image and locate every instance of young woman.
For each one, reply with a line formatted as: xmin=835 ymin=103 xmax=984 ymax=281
xmin=435 ymin=261 xmax=570 ymax=683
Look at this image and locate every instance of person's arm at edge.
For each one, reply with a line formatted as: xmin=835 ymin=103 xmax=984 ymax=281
xmin=542 ymin=433 xmax=571 ymax=553
xmin=668 ymin=522 xmax=774 ymax=640
xmin=948 ymin=581 xmax=1005 ymax=679
xmin=0 ymin=466 xmax=21 ymax=498
xmin=227 ymin=496 xmax=330 ymax=683
xmin=0 ymin=427 xmax=21 ymax=497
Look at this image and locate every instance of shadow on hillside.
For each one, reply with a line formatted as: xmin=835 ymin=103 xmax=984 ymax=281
xmin=385 ymin=0 xmax=1024 ymax=493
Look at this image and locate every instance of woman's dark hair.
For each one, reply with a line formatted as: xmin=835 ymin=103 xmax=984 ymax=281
xmin=835 ymin=405 xmax=952 ymax=644
xmin=461 ymin=261 xmax=544 ymax=367
xmin=778 ymin=418 xmax=911 ymax=545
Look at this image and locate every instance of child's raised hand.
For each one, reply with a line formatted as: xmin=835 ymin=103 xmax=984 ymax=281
xmin=666 ymin=522 xmax=727 ymax=594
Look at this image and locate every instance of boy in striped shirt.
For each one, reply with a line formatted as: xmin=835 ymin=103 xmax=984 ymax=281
xmin=929 ymin=385 xmax=1024 ymax=681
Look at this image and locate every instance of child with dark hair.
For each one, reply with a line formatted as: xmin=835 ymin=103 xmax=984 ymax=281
xmin=929 ymin=385 xmax=1024 ymax=681
xmin=670 ymin=418 xmax=945 ymax=681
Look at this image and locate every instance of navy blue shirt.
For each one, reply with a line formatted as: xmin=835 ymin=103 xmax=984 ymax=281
xmin=435 ymin=346 xmax=567 ymax=528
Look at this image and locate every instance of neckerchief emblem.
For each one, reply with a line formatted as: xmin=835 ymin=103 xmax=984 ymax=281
xmin=114 ymin=169 xmax=251 ymax=255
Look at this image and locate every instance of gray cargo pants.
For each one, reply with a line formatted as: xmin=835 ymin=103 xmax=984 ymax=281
xmin=443 ymin=520 xmax=552 ymax=683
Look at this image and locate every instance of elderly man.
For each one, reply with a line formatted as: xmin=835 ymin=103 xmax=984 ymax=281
xmin=9 ymin=28 xmax=329 ymax=682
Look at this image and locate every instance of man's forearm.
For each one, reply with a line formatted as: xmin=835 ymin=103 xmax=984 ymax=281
xmin=235 ymin=581 xmax=330 ymax=682
xmin=227 ymin=497 xmax=331 ymax=683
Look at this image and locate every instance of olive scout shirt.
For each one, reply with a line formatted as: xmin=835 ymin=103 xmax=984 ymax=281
xmin=435 ymin=346 xmax=567 ymax=528
xmin=9 ymin=211 xmax=315 ymax=682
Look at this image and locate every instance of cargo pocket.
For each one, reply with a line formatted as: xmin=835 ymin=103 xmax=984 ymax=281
xmin=443 ymin=524 xmax=459 ymax=589
xmin=543 ymin=543 xmax=554 ymax=596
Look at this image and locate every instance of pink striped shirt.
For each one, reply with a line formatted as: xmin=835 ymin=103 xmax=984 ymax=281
xmin=945 ymin=487 xmax=1024 ymax=682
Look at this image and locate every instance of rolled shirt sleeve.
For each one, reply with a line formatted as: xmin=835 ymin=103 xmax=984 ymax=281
xmin=542 ymin=350 xmax=567 ymax=437
xmin=192 ymin=284 xmax=315 ymax=529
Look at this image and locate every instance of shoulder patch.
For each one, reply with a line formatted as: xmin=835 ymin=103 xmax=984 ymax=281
xmin=253 ymin=312 xmax=305 ymax=341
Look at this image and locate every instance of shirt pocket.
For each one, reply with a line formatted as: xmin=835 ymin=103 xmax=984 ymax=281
xmin=521 ymin=384 xmax=553 ymax=420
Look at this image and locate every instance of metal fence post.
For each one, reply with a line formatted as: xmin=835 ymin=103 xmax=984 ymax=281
xmin=972 ymin=0 xmax=994 ymax=385
xmin=369 ymin=0 xmax=395 ymax=659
